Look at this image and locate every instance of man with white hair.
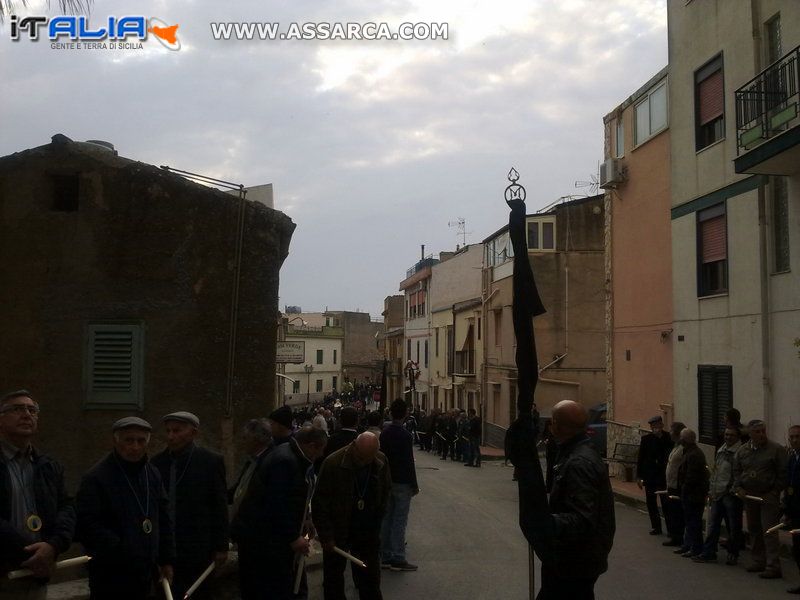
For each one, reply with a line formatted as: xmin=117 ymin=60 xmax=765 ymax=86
xmin=76 ymin=417 xmax=174 ymax=600
xmin=675 ymin=428 xmax=708 ymax=558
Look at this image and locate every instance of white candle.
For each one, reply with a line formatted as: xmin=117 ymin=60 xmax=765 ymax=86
xmin=183 ymin=561 xmax=215 ymax=599
xmin=7 ymin=555 xmax=91 ymax=580
xmin=333 ymin=546 xmax=367 ymax=568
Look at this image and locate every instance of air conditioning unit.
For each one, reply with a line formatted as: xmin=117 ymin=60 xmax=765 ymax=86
xmin=599 ymin=158 xmax=624 ymax=188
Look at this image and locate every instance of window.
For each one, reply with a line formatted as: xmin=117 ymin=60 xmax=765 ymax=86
xmin=477 ymin=317 xmax=481 ymax=341
xmin=697 ymin=365 xmax=732 ymax=445
xmin=698 ymin=203 xmax=728 ymax=296
xmin=316 ymin=379 xmax=323 ymax=393
xmin=85 ymin=323 xmax=144 ymax=409
xmin=435 ymin=328 xmax=439 ymax=357
xmin=772 ymin=176 xmax=790 ymax=272
xmin=615 ymin=118 xmax=624 ymax=158
xmin=316 ymin=349 xmax=323 ymax=364
xmin=494 ymin=310 xmax=502 ymax=346
xmin=416 ymin=340 xmax=420 ymax=362
xmin=407 ymin=339 xmax=411 ymax=361
xmin=486 ymin=232 xmax=514 ymax=267
xmin=526 ymin=219 xmax=556 ymax=251
xmin=424 ymin=340 xmax=429 ymax=367
xmin=292 ymin=380 xmax=300 ymax=393
xmin=695 ymin=56 xmax=725 ymax=150
xmin=332 ymin=375 xmax=338 ymax=391
xmin=52 ymin=174 xmax=80 ymax=212
xmin=634 ymin=82 xmax=667 ymax=145
xmin=765 ymin=14 xmax=782 ymax=65
xmin=333 ymin=349 xmax=337 ymax=365
xmin=446 ymin=326 xmax=454 ymax=375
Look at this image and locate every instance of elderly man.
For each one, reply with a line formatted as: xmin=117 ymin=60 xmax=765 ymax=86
xmin=636 ymin=415 xmax=673 ymax=536
xmin=693 ymin=427 xmax=742 ymax=564
xmin=785 ymin=425 xmax=800 ymax=594
xmin=675 ymin=429 xmax=708 ymax=558
xmin=0 ymin=390 xmax=75 ymax=600
xmin=733 ymin=419 xmax=788 ymax=579
xmin=228 ymin=419 xmax=273 ymax=511
xmin=151 ymin=412 xmax=228 ymax=600
xmin=313 ymin=432 xmax=391 ymax=600
xmin=662 ymin=422 xmax=686 ymax=547
xmin=232 ymin=426 xmax=328 ymax=600
xmin=531 ymin=400 xmax=615 ymax=600
xmin=76 ymin=417 xmax=174 ymax=600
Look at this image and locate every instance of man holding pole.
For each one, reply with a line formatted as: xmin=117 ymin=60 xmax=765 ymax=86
xmin=151 ymin=412 xmax=228 ymax=600
xmin=313 ymin=432 xmax=391 ymax=600
xmin=231 ymin=426 xmax=328 ymax=600
xmin=0 ymin=390 xmax=75 ymax=600
xmin=733 ymin=419 xmax=788 ymax=579
xmin=76 ymin=417 xmax=174 ymax=600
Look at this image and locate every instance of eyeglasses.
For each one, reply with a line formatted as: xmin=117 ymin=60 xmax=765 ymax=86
xmin=0 ymin=403 xmax=40 ymax=416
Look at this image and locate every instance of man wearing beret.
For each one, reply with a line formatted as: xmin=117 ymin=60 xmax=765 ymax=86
xmin=635 ymin=415 xmax=673 ymax=537
xmin=76 ymin=417 xmax=174 ymax=600
xmin=151 ymin=412 xmax=228 ymax=600
xmin=0 ymin=389 xmax=75 ymax=599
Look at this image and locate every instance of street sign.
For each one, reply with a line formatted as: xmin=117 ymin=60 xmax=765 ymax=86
xmin=276 ymin=341 xmax=305 ymax=363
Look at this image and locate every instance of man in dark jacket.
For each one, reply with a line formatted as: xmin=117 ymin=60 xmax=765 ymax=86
xmin=533 ymin=400 xmax=615 ymax=600
xmin=76 ymin=417 xmax=174 ymax=600
xmin=636 ymin=415 xmax=673 ymax=535
xmin=379 ymin=399 xmax=419 ymax=572
xmin=228 ymin=418 xmax=273 ymax=509
xmin=325 ymin=407 xmax=359 ymax=458
xmin=464 ymin=408 xmax=482 ymax=467
xmin=232 ymin=426 xmax=328 ymax=600
xmin=0 ymin=389 xmax=75 ymax=599
xmin=151 ymin=412 xmax=228 ymax=600
xmin=785 ymin=425 xmax=800 ymax=594
xmin=675 ymin=429 xmax=709 ymax=557
xmin=313 ymin=432 xmax=391 ymax=600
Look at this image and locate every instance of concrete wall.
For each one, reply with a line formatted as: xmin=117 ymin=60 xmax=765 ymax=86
xmin=0 ymin=137 xmax=294 ymax=488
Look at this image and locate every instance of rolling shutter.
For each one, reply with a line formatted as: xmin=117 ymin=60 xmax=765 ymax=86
xmin=701 ymin=216 xmax=727 ymax=263
xmin=699 ymin=70 xmax=724 ymax=125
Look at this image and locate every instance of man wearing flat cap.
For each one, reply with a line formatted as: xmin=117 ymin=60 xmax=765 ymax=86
xmin=151 ymin=412 xmax=228 ymax=600
xmin=0 ymin=389 xmax=75 ymax=599
xmin=76 ymin=417 xmax=174 ymax=600
xmin=636 ymin=415 xmax=673 ymax=537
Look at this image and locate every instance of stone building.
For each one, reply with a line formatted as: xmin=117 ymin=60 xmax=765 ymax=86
xmin=0 ymin=134 xmax=295 ymax=486
xmin=481 ymin=195 xmax=605 ymax=448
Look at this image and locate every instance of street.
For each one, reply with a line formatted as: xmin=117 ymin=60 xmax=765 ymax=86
xmin=375 ymin=449 xmax=799 ymax=600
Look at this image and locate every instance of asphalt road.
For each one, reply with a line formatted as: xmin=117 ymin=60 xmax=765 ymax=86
xmin=374 ymin=448 xmax=800 ymax=600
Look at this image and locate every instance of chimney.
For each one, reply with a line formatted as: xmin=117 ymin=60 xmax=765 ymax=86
xmin=421 ymin=244 xmax=425 ymax=260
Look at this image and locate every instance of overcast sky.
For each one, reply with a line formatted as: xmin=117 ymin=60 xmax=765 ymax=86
xmin=0 ymin=0 xmax=667 ymax=317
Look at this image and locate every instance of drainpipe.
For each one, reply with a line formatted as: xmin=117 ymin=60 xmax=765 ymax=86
xmin=758 ymin=185 xmax=772 ymax=424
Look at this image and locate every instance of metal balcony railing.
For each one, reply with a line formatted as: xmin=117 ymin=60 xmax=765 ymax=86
xmin=735 ymin=45 xmax=800 ymax=153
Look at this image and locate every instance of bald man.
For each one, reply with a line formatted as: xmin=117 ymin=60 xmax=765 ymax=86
xmin=536 ymin=400 xmax=615 ymax=600
xmin=312 ymin=432 xmax=391 ymax=600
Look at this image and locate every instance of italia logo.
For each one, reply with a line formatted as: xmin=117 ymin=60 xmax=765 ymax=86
xmin=9 ymin=15 xmax=181 ymax=50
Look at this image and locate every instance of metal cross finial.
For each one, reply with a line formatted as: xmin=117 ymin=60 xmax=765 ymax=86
xmin=505 ymin=168 xmax=526 ymax=207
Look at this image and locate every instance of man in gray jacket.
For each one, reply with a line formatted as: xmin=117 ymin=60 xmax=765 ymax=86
xmin=693 ymin=427 xmax=742 ymax=564
xmin=733 ymin=419 xmax=788 ymax=579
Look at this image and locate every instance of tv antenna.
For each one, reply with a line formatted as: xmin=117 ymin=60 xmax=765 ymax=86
xmin=574 ymin=161 xmax=600 ymax=195
xmin=448 ymin=217 xmax=472 ymax=247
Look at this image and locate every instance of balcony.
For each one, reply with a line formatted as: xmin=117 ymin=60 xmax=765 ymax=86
xmin=734 ymin=45 xmax=800 ymax=175
xmin=454 ymin=350 xmax=475 ymax=377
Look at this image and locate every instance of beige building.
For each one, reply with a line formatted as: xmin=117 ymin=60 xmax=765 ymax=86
xmin=283 ymin=323 xmax=344 ymax=406
xmin=399 ymin=252 xmax=439 ymax=409
xmin=428 ymin=245 xmax=484 ymax=412
xmin=602 ymin=67 xmax=674 ymax=454
xmin=482 ymin=196 xmax=606 ymax=448
xmin=668 ymin=0 xmax=800 ymax=442
xmin=381 ymin=295 xmax=405 ymax=403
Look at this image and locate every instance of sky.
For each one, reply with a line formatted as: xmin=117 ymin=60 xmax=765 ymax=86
xmin=0 ymin=0 xmax=668 ymax=317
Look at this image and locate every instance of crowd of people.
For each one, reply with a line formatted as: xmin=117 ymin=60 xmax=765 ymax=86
xmin=635 ymin=409 xmax=800 ymax=594
xmin=0 ymin=388 xmax=423 ymax=600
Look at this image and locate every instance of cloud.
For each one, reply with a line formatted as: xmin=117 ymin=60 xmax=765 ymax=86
xmin=0 ymin=0 xmax=667 ymax=315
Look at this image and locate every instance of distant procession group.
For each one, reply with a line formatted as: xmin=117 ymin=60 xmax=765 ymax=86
xmin=0 ymin=389 xmax=420 ymax=600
